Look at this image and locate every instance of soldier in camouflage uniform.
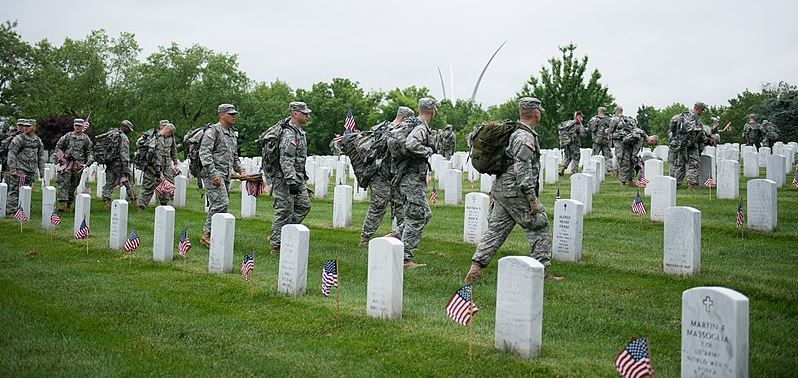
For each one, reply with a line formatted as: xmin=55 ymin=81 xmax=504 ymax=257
xmin=436 ymin=124 xmax=456 ymax=159
xmin=0 ymin=119 xmax=24 ymax=177
xmin=761 ymin=120 xmax=779 ymax=148
xmin=742 ymin=114 xmax=763 ymax=149
xmin=393 ymin=98 xmax=438 ymax=269
xmin=4 ymin=119 xmax=46 ymax=214
xmin=557 ymin=111 xmax=585 ymax=175
xmin=137 ymin=123 xmax=176 ymax=210
xmin=101 ymin=120 xmax=136 ymax=208
xmin=199 ymin=104 xmax=245 ymax=247
xmin=464 ymin=97 xmax=559 ymax=283
xmin=359 ymin=106 xmax=414 ymax=246
xmin=588 ymin=107 xmax=614 ymax=172
xmin=669 ymin=102 xmax=707 ymax=188
xmin=608 ymin=107 xmax=637 ymax=185
xmin=55 ymin=118 xmax=94 ymax=211
xmin=269 ymin=102 xmax=313 ymax=254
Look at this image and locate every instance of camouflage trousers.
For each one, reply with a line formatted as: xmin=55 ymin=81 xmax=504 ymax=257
xmin=361 ymin=173 xmax=395 ymax=239
xmin=395 ymin=172 xmax=431 ymax=261
xmin=616 ymin=143 xmax=636 ymax=183
xmin=57 ymin=168 xmax=83 ymax=204
xmin=4 ymin=172 xmax=35 ymax=214
xmin=441 ymin=149 xmax=454 ymax=159
xmin=471 ymin=193 xmax=551 ymax=269
xmin=591 ymin=141 xmax=614 ymax=171
xmin=202 ymin=177 xmax=231 ymax=234
xmin=673 ymin=146 xmax=701 ymax=186
xmin=270 ymin=179 xmax=312 ymax=249
xmin=138 ymin=169 xmax=172 ymax=209
xmin=668 ymin=145 xmax=677 ymax=177
xmin=561 ymin=142 xmax=581 ymax=172
xmin=102 ymin=163 xmax=136 ymax=202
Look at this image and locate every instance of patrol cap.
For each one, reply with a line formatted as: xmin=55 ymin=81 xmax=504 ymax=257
xmin=121 ymin=120 xmax=134 ymax=131
xmin=597 ymin=106 xmax=606 ymax=113
xmin=694 ymin=102 xmax=708 ymax=111
xmin=518 ymin=97 xmax=544 ymax=111
xmin=159 ymin=119 xmax=170 ymax=126
xmin=445 ymin=124 xmax=453 ymax=130
xmin=19 ymin=119 xmax=33 ymax=126
xmin=28 ymin=119 xmax=36 ymax=125
xmin=747 ymin=113 xmax=757 ymax=119
xmin=289 ymin=101 xmax=312 ymax=114
xmin=217 ymin=104 xmax=238 ymax=114
xmin=574 ymin=111 xmax=583 ymax=117
xmin=73 ymin=118 xmax=85 ymax=126
xmin=418 ymin=97 xmax=437 ymax=111
xmin=396 ymin=106 xmax=415 ymax=118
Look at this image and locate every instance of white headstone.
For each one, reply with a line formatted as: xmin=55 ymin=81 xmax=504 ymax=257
xmin=466 ymin=160 xmax=479 ymax=182
xmin=76 ymin=170 xmax=89 ymax=195
xmin=445 ymin=169 xmax=462 ymax=205
xmin=73 ymin=193 xmax=91 ymax=235
xmin=742 ymin=150 xmax=759 ymax=177
xmin=95 ymin=168 xmax=106 ymax=199
xmin=208 ymin=213 xmax=235 ymax=274
xmin=366 ymin=237 xmax=404 ymax=320
xmin=119 ymin=186 xmax=127 ymax=201
xmin=757 ymin=147 xmax=770 ymax=168
xmin=174 ymin=175 xmax=187 ymax=208
xmin=0 ymin=183 xmax=6 ymax=218
xmin=649 ymin=176 xmax=676 ymax=222
xmin=681 ymin=287 xmax=749 ymax=378
xmin=582 ymin=161 xmax=599 ymax=194
xmin=480 ymin=173 xmax=494 ymax=193
xmin=109 ymin=199 xmax=128 ymax=250
xmin=335 ymin=160 xmax=347 ymax=185
xmin=765 ymin=154 xmax=785 ymax=187
xmin=545 ymin=153 xmax=559 ymax=184
xmin=240 ymin=183 xmax=257 ymax=218
xmin=463 ymin=192 xmax=490 ymax=244
xmin=315 ymin=166 xmax=330 ymax=199
xmin=590 ymin=155 xmax=606 ymax=179
xmin=746 ymin=179 xmax=777 ymax=232
xmin=277 ymin=224 xmax=310 ymax=295
xmin=553 ymin=199 xmax=584 ymax=262
xmin=579 ymin=149 xmax=592 ymax=169
xmin=569 ymin=173 xmax=593 ymax=214
xmin=495 ymin=256 xmax=544 ymax=358
xmin=352 ymin=177 xmax=368 ymax=201
xmin=19 ymin=186 xmax=31 ymax=220
xmin=699 ymin=154 xmax=716 ymax=187
xmin=305 ymin=158 xmax=316 ymax=184
xmin=644 ymin=159 xmax=664 ymax=196
xmin=332 ymin=185 xmax=353 ymax=228
xmin=43 ymin=167 xmax=51 ymax=187
xmin=41 ymin=186 xmax=56 ymax=230
xmin=664 ymin=206 xmax=701 ymax=276
xmin=717 ymin=160 xmax=739 ymax=199
xmin=153 ymin=205 xmax=175 ymax=262
xmin=654 ymin=145 xmax=669 ymax=161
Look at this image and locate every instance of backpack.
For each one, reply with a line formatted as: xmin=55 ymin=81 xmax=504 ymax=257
xmin=257 ymin=118 xmax=290 ymax=179
xmin=469 ymin=120 xmax=519 ymax=175
xmin=0 ymin=131 xmax=19 ymax=167
xmin=386 ymin=117 xmax=424 ymax=160
xmin=133 ymin=129 xmax=156 ymax=170
xmin=93 ymin=129 xmax=120 ymax=165
xmin=183 ymin=123 xmax=213 ymax=178
xmin=341 ymin=122 xmax=391 ymax=188
xmin=557 ymin=121 xmax=574 ymax=146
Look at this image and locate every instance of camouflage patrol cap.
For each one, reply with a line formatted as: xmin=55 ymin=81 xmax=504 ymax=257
xmin=217 ymin=104 xmax=238 ymax=114
xmin=73 ymin=118 xmax=85 ymax=126
xmin=396 ymin=106 xmax=415 ymax=118
xmin=518 ymin=97 xmax=544 ymax=111
xmin=418 ymin=97 xmax=437 ymax=110
xmin=289 ymin=101 xmax=312 ymax=114
xmin=18 ymin=119 xmax=33 ymax=126
xmin=28 ymin=119 xmax=36 ymax=125
xmin=694 ymin=102 xmax=708 ymax=111
xmin=121 ymin=120 xmax=134 ymax=131
xmin=747 ymin=113 xmax=757 ymax=119
xmin=159 ymin=119 xmax=170 ymax=126
xmin=445 ymin=124 xmax=453 ymax=130
xmin=597 ymin=106 xmax=606 ymax=113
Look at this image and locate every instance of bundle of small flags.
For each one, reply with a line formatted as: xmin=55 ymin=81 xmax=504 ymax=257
xmin=631 ymin=192 xmax=646 ymax=215
xmin=18 ymin=175 xmax=33 ymax=187
xmin=123 ymin=230 xmax=140 ymax=252
xmin=50 ymin=212 xmax=61 ymax=226
xmin=246 ymin=180 xmax=268 ymax=197
xmin=615 ymin=338 xmax=654 ymax=378
xmin=75 ymin=218 xmax=89 ymax=239
xmin=445 ymin=285 xmax=479 ymax=326
xmin=635 ymin=176 xmax=649 ymax=189
xmin=792 ymin=172 xmax=798 ymax=189
xmin=321 ymin=259 xmax=339 ymax=297
xmin=14 ymin=208 xmax=28 ymax=222
xmin=241 ymin=252 xmax=254 ymax=281
xmin=736 ymin=200 xmax=744 ymax=229
xmin=704 ymin=176 xmax=716 ymax=188
xmin=430 ymin=186 xmax=438 ymax=205
xmin=155 ymin=179 xmax=176 ymax=196
xmin=178 ymin=228 xmax=191 ymax=258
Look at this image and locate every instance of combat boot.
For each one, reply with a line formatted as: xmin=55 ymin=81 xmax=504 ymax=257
xmin=271 ymin=246 xmax=280 ymax=255
xmin=544 ymin=272 xmax=564 ymax=281
xmin=200 ymin=232 xmax=211 ymax=247
xmin=359 ymin=236 xmax=370 ymax=247
xmin=383 ymin=232 xmax=397 ymax=238
xmin=558 ymin=166 xmax=566 ymax=176
xmin=57 ymin=201 xmax=68 ymax=213
xmin=688 ymin=183 xmax=699 ymax=189
xmin=103 ymin=199 xmax=111 ymax=209
xmin=463 ymin=262 xmax=482 ymax=284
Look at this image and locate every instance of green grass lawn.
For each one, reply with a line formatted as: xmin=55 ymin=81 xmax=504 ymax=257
xmin=1 ymin=168 xmax=797 ymax=377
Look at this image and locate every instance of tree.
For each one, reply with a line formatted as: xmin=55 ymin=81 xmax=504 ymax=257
xmin=0 ymin=21 xmax=33 ymax=117
xmin=236 ymin=80 xmax=296 ymax=156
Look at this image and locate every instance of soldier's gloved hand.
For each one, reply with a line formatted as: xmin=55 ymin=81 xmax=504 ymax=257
xmin=211 ymin=176 xmax=221 ymax=188
xmin=530 ymin=200 xmax=543 ymax=215
xmin=288 ymin=183 xmax=301 ymax=195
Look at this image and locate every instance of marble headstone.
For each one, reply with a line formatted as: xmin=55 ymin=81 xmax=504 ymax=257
xmin=463 ymin=192 xmax=490 ymax=244
xmin=480 ymin=173 xmax=494 ymax=193
xmin=716 ymin=160 xmax=739 ymax=199
xmin=445 ymin=169 xmax=462 ymax=205
xmin=41 ymin=186 xmax=56 ymax=230
xmin=366 ymin=237 xmax=404 ymax=320
xmin=643 ymin=159 xmax=664 ymax=196
xmin=332 ymin=185 xmax=353 ymax=228
xmin=664 ymin=206 xmax=701 ymax=276
xmin=153 ymin=205 xmax=175 ymax=262
xmin=73 ymin=193 xmax=91 ymax=235
xmin=0 ymin=183 xmax=6 ymax=218
xmin=746 ymin=179 xmax=777 ymax=232
xmin=569 ymin=173 xmax=593 ymax=214
xmin=553 ymin=199 xmax=584 ymax=262
xmin=315 ymin=166 xmax=330 ymax=199
xmin=649 ymin=176 xmax=676 ymax=222
xmin=109 ymin=199 xmax=128 ymax=250
xmin=174 ymin=175 xmax=187 ymax=208
xmin=19 ymin=186 xmax=31 ymax=221
xmin=208 ymin=213 xmax=235 ymax=274
xmin=495 ymin=256 xmax=544 ymax=358
xmin=765 ymin=154 xmax=785 ymax=187
xmin=278 ymin=224 xmax=310 ymax=295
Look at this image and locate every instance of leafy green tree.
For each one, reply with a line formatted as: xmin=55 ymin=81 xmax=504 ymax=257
xmin=0 ymin=21 xmax=33 ymax=117
xmin=236 ymin=80 xmax=295 ymax=156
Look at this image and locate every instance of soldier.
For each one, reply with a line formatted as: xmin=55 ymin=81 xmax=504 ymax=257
xmin=4 ymin=119 xmax=46 ymax=214
xmin=54 ymin=118 xmax=94 ymax=212
xmin=329 ymin=136 xmax=343 ymax=156
xmin=608 ymin=107 xmax=636 ymax=185
xmin=101 ymin=120 xmax=137 ymax=208
xmin=623 ymin=125 xmax=658 ymax=177
xmin=669 ymin=102 xmax=707 ymax=188
xmin=463 ymin=97 xmax=559 ymax=283
xmin=393 ymin=98 xmax=438 ymax=269
xmin=588 ymin=107 xmax=614 ymax=172
xmin=0 ymin=119 xmax=24 ymax=177
xmin=137 ymin=123 xmax=177 ymax=210
xmin=557 ymin=111 xmax=585 ymax=175
xmin=269 ymin=102 xmax=313 ymax=254
xmin=761 ymin=120 xmax=779 ymax=148
xmin=437 ymin=124 xmax=456 ymax=159
xmin=359 ymin=106 xmax=414 ymax=246
xmin=742 ymin=114 xmax=763 ymax=149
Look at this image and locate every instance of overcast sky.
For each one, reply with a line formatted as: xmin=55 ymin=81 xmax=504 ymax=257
xmin=4 ymin=0 xmax=798 ymax=111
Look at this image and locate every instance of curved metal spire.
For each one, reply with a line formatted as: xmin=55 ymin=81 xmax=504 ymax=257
xmin=470 ymin=40 xmax=507 ymax=102
xmin=437 ymin=66 xmax=447 ymax=100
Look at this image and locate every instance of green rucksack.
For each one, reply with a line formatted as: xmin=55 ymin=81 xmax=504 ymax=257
xmin=258 ymin=117 xmax=290 ymax=179
xmin=183 ymin=123 xmax=213 ymax=178
xmin=0 ymin=131 xmax=19 ymax=168
xmin=386 ymin=117 xmax=424 ymax=159
xmin=133 ymin=129 xmax=156 ymax=170
xmin=93 ymin=129 xmax=120 ymax=165
xmin=469 ymin=120 xmax=519 ymax=175
xmin=341 ymin=122 xmax=391 ymax=188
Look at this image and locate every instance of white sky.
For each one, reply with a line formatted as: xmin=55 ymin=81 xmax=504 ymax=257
xmin=4 ymin=0 xmax=798 ymax=110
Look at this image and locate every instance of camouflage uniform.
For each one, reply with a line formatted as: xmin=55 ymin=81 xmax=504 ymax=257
xmin=270 ymin=110 xmax=312 ymax=250
xmin=588 ymin=114 xmax=614 ymax=171
xmin=138 ymin=134 xmax=173 ymax=208
xmin=609 ymin=115 xmax=636 ymax=183
xmin=55 ymin=131 xmax=93 ymax=205
xmin=437 ymin=125 xmax=456 ymax=159
xmin=471 ymin=121 xmax=551 ymax=269
xmin=742 ymin=121 xmax=763 ymax=149
xmin=199 ymin=121 xmax=243 ymax=234
xmin=558 ymin=120 xmax=584 ymax=173
xmin=5 ymin=132 xmax=46 ymax=213
xmin=360 ymin=121 xmax=406 ymax=240
xmin=761 ymin=120 xmax=779 ymax=148
xmin=0 ymin=130 xmax=20 ymax=175
xmin=669 ymin=111 xmax=703 ymax=186
xmin=101 ymin=127 xmax=136 ymax=202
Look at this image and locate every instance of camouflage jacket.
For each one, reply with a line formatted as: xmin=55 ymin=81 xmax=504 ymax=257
xmin=107 ymin=128 xmax=131 ymax=167
xmin=164 ymin=135 xmax=178 ymax=164
xmin=669 ymin=111 xmax=703 ymax=149
xmin=493 ymin=121 xmax=541 ymax=202
xmin=402 ymin=117 xmax=434 ymax=174
xmin=145 ymin=134 xmax=171 ymax=175
xmin=199 ymin=122 xmax=242 ymax=180
xmin=56 ymin=131 xmax=94 ymax=167
xmin=277 ymin=120 xmax=308 ymax=186
xmin=7 ymin=133 xmax=46 ymax=174
xmin=558 ymin=120 xmax=585 ymax=146
xmin=588 ymin=115 xmax=612 ymax=143
xmin=437 ymin=130 xmax=455 ymax=150
xmin=609 ymin=115 xmax=636 ymax=141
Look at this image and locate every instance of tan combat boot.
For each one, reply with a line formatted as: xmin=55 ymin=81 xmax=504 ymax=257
xmin=464 ymin=262 xmax=482 ymax=284
xmin=558 ymin=166 xmax=566 ymax=176
xmin=688 ymin=183 xmax=699 ymax=189
xmin=270 ymin=246 xmax=280 ymax=255
xmin=200 ymin=232 xmax=211 ymax=247
xmin=103 ymin=199 xmax=111 ymax=209
xmin=359 ymin=236 xmax=369 ymax=247
xmin=57 ymin=201 xmax=68 ymax=213
xmin=544 ymin=272 xmax=564 ymax=281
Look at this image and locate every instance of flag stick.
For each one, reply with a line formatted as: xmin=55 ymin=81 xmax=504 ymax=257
xmin=86 ymin=237 xmax=89 ymax=255
xmin=20 ymin=219 xmax=23 ymax=232
xmin=335 ymin=256 xmax=341 ymax=327
xmin=468 ymin=286 xmax=474 ymax=361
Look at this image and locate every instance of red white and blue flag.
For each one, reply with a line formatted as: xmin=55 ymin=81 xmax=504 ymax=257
xmin=615 ymin=338 xmax=654 ymax=378
xmin=75 ymin=218 xmax=89 ymax=239
xmin=736 ymin=200 xmax=744 ymax=229
xmin=635 ymin=176 xmax=649 ymax=189
xmin=792 ymin=172 xmax=798 ymax=189
xmin=343 ymin=107 xmax=357 ymax=134
xmin=14 ymin=208 xmax=28 ymax=222
xmin=429 ymin=186 xmax=438 ymax=205
xmin=704 ymin=176 xmax=715 ymax=188
xmin=124 ymin=230 xmax=140 ymax=252
xmin=446 ymin=285 xmax=479 ymax=326
xmin=50 ymin=212 xmax=61 ymax=226
xmin=321 ymin=259 xmax=338 ymax=297
xmin=155 ymin=179 xmax=175 ymax=196
xmin=178 ymin=228 xmax=191 ymax=257
xmin=631 ymin=191 xmax=646 ymax=215
xmin=241 ymin=252 xmax=254 ymax=281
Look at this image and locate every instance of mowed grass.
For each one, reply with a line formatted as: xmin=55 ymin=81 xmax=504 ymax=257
xmin=1 ymin=166 xmax=797 ymax=377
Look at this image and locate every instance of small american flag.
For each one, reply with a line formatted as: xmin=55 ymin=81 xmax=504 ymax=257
xmin=344 ymin=107 xmax=357 ymax=134
xmin=14 ymin=208 xmax=28 ymax=222
xmin=178 ymin=228 xmax=191 ymax=257
xmin=704 ymin=177 xmax=716 ymax=188
xmin=555 ymin=187 xmax=560 ymax=200
xmin=124 ymin=230 xmax=140 ymax=252
xmin=83 ymin=185 xmax=91 ymax=194
xmin=446 ymin=285 xmax=479 ymax=326
xmin=50 ymin=212 xmax=61 ymax=226
xmin=246 ymin=180 xmax=267 ymax=197
xmin=321 ymin=259 xmax=339 ymax=297
xmin=792 ymin=172 xmax=798 ymax=189
xmin=241 ymin=252 xmax=254 ymax=281
xmin=83 ymin=117 xmax=91 ymax=131
xmin=332 ymin=134 xmax=343 ymax=143
xmin=631 ymin=191 xmax=646 ymax=215
xmin=155 ymin=179 xmax=175 ymax=196
xmin=75 ymin=218 xmax=89 ymax=239
xmin=615 ymin=338 xmax=654 ymax=378
xmin=736 ymin=200 xmax=744 ymax=229
xmin=635 ymin=176 xmax=649 ymax=188
xmin=429 ymin=186 xmax=438 ymax=205
xmin=18 ymin=175 xmax=32 ymax=188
